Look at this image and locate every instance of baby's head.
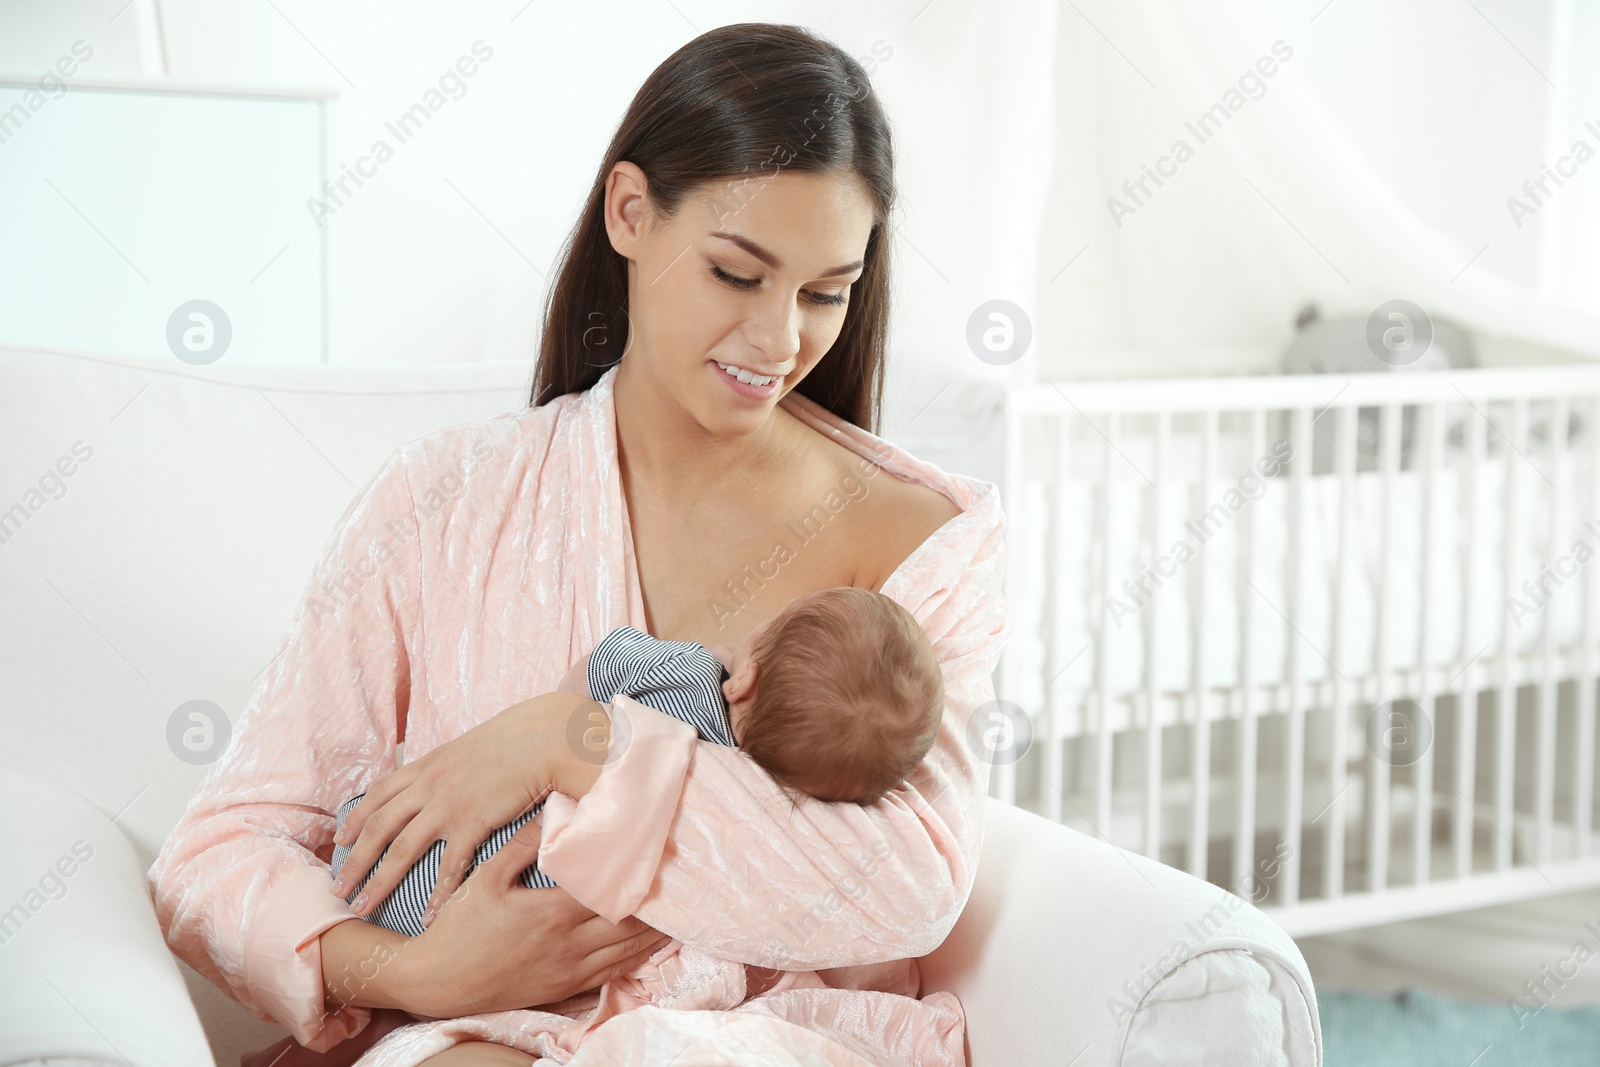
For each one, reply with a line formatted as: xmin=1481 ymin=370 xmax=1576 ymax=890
xmin=715 ymin=587 xmax=944 ymax=806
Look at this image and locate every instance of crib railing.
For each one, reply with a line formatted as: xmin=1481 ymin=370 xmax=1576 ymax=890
xmin=995 ymin=364 xmax=1600 ymax=935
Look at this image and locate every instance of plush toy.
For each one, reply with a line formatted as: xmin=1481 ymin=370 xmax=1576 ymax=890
xmin=1282 ymin=303 xmax=1476 ymax=472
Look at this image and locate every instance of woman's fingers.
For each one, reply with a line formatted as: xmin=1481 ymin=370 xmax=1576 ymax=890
xmin=426 ymin=816 xmax=540 ymax=926
xmin=334 ymin=763 xmax=417 ymax=846
xmin=330 ymin=768 xmax=420 ymax=895
xmin=422 ymin=835 xmax=487 ymax=925
xmin=333 ymin=793 xmax=425 ymax=901
xmin=580 ymin=928 xmax=674 ymax=992
xmin=349 ymin=813 xmax=453 ymax=916
xmin=474 ymin=816 xmax=543 ymax=887
xmin=586 ymin=923 xmax=672 ymax=975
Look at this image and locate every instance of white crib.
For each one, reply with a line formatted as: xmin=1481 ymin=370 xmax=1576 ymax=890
xmin=993 ymin=364 xmax=1600 ymax=936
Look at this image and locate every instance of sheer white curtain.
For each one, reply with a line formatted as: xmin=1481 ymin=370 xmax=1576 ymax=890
xmin=1038 ymin=0 xmax=1600 ymax=378
xmin=878 ymin=0 xmax=1058 ymax=419
xmin=878 ymin=0 xmax=1056 ymax=458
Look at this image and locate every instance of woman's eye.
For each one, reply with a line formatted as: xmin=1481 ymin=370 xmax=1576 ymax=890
xmin=708 ymin=264 xmax=849 ymax=308
xmin=709 ymin=264 xmax=758 ymax=290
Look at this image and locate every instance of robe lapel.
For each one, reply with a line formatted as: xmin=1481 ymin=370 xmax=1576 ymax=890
xmin=565 ymin=367 xmax=649 ymax=661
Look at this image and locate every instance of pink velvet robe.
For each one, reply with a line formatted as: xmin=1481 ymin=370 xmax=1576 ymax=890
xmin=146 ymin=366 xmax=1008 ymax=1066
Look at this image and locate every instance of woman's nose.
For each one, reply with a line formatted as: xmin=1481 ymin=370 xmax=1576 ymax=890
xmin=744 ymin=293 xmax=802 ymax=364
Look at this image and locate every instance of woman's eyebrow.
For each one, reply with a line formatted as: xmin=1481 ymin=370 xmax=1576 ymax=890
xmin=709 ymin=231 xmax=863 ymax=278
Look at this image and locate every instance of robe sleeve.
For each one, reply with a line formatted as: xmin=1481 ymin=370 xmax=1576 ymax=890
xmin=537 ymin=493 xmax=1009 ymax=970
xmin=146 ymin=448 xmax=421 ymax=1051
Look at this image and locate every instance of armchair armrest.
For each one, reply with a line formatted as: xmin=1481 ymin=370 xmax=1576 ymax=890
xmin=919 ymin=798 xmax=1322 ymax=1066
xmin=0 ymin=769 xmax=216 ymax=1067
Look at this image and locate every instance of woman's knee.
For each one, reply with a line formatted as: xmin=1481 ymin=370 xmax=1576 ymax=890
xmin=416 ymin=1041 xmax=534 ymax=1066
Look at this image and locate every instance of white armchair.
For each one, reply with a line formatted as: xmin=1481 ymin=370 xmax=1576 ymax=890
xmin=0 ymin=770 xmax=215 ymax=1067
xmin=923 ymin=798 xmax=1321 ymax=1065
xmin=0 ymin=347 xmax=1321 ymax=1065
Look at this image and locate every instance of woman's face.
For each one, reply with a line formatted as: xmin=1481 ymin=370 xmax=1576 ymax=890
xmin=605 ymin=163 xmax=876 ymax=438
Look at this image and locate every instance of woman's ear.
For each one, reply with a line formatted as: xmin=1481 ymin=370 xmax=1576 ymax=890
xmin=604 ymin=161 xmax=651 ymax=257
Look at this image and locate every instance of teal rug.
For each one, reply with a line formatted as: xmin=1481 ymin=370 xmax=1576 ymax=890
xmin=1319 ymin=988 xmax=1600 ymax=1066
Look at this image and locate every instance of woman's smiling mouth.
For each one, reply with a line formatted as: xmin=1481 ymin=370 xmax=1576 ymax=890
xmin=712 ymin=360 xmax=784 ymax=398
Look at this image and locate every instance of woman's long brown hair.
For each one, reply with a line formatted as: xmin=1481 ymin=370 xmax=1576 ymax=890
xmin=529 ymin=22 xmax=896 ymax=432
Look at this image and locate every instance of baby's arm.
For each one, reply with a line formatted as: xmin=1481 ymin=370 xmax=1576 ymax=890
xmin=335 ymin=650 xmax=600 ymax=934
xmin=555 ymin=652 xmax=593 ymax=698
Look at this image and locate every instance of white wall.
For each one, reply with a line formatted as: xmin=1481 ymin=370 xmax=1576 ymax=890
xmin=2 ymin=0 xmax=1593 ymax=395
xmin=0 ymin=0 xmax=1059 ymax=441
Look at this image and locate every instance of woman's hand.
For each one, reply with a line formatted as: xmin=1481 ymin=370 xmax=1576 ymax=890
xmin=332 ymin=690 xmax=607 ymax=922
xmin=391 ymin=819 xmax=671 ymax=1015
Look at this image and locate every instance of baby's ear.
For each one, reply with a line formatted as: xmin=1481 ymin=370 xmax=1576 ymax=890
xmin=724 ymin=658 xmax=758 ymax=702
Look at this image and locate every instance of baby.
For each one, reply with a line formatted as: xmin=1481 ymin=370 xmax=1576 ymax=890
xmin=329 ymin=585 xmax=944 ymax=938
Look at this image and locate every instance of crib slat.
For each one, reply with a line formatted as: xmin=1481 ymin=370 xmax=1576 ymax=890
xmin=1413 ymin=402 xmax=1442 ymax=886
xmin=1537 ymin=396 xmax=1569 ymax=864
xmin=1325 ymin=404 xmax=1358 ymax=899
xmin=1046 ymin=418 xmax=1072 ymax=825
xmin=1190 ymin=409 xmax=1218 ymax=880
xmin=1368 ymin=403 xmax=1401 ymax=892
xmin=1234 ymin=410 xmax=1265 ymax=897
xmin=1578 ymin=395 xmax=1600 ymax=859
xmin=1097 ymin=414 xmax=1120 ymax=842
xmin=1144 ymin=412 xmax=1170 ymax=859
xmin=1455 ymin=404 xmax=1486 ymax=879
xmin=1283 ymin=407 xmax=1312 ymax=907
xmin=1496 ymin=399 xmax=1529 ymax=871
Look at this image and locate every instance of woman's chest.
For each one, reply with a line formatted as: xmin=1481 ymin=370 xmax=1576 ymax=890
xmin=627 ymin=493 xmax=868 ymax=647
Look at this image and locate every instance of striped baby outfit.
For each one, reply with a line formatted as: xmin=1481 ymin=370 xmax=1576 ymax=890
xmin=330 ymin=625 xmax=733 ymax=937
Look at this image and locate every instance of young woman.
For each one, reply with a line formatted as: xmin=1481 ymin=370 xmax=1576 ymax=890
xmin=150 ymin=22 xmax=1007 ymax=1066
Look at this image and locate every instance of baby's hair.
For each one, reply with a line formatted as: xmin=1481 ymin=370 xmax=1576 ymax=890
xmin=738 ymin=587 xmax=944 ymax=806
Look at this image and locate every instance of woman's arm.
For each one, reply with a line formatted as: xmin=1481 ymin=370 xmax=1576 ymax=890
xmin=320 ymin=917 xmax=412 ymax=1010
xmin=146 ymin=450 xmax=421 ymax=1051
xmin=538 ymin=496 xmax=1009 ymax=971
xmin=319 ymin=823 xmax=672 ymax=1017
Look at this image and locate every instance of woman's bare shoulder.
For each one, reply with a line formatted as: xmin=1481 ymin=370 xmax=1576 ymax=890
xmin=855 ymin=464 xmax=962 ymax=589
xmin=794 ymin=422 xmax=962 ymax=591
